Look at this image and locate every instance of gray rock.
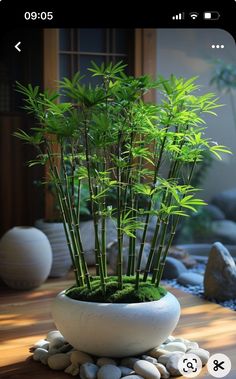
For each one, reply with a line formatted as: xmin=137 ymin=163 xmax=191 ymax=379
xmin=157 ymin=354 xmax=172 ymax=366
xmin=212 ymin=188 xmax=236 ymax=221
xmin=121 ymin=376 xmax=144 ymax=379
xmin=134 ymin=360 xmax=161 ymax=379
xmin=177 ymin=272 xmax=204 ymax=286
xmin=163 ymin=342 xmax=187 ymax=353
xmin=141 ymin=355 xmax=158 ymax=364
xmin=163 ymin=336 xmax=175 ymax=344
xmin=206 ymin=204 xmax=225 ymax=221
xmin=185 ymin=341 xmax=199 ymax=351
xmin=70 ymin=350 xmax=94 ymax=365
xmin=148 ymin=348 xmax=171 ymax=358
xmin=204 ymin=242 xmax=236 ymax=301
xmin=97 ymin=357 xmax=117 ymax=366
xmin=154 ymin=363 xmax=170 ymax=378
xmin=33 ymin=348 xmax=49 ymax=364
xmin=187 ymin=348 xmax=210 ymax=366
xmin=80 ymin=363 xmax=99 ymax=379
xmin=162 ymin=257 xmax=187 ymax=279
xmin=80 ymin=219 xmax=117 ymax=265
xmin=118 ymin=366 xmax=135 ymax=376
xmin=121 ymin=357 xmax=140 ymax=369
xmin=48 ymin=353 xmax=71 ymax=370
xmin=97 ymin=364 xmax=121 ymax=379
xmin=212 ymin=220 xmax=236 ymax=244
xmin=64 ymin=363 xmax=80 ymax=376
xmin=166 ymin=353 xmax=183 ymax=376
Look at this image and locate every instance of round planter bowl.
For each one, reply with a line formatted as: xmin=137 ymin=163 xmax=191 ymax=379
xmin=52 ymin=290 xmax=180 ymax=357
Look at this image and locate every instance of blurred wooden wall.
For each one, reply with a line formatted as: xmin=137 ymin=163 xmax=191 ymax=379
xmin=0 ymin=115 xmax=44 ymax=236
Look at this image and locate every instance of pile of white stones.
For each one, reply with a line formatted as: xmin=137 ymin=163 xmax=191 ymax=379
xmin=31 ymin=330 xmax=210 ymax=379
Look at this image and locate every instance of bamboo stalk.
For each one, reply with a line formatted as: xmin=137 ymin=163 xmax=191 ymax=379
xmin=83 ymin=114 xmax=106 ymax=293
xmin=117 ymin=130 xmax=123 ymax=290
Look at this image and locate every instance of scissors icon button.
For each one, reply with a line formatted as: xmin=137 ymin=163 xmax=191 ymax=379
xmin=207 ymin=354 xmax=231 ymax=377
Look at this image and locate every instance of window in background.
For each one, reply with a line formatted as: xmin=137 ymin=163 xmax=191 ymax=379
xmin=59 ymin=28 xmax=134 ymax=86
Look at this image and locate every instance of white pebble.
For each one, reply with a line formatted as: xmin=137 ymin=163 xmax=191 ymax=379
xmin=46 ymin=330 xmax=64 ymax=343
xmin=172 ymin=338 xmax=185 ymax=343
xmin=163 ymin=336 xmax=175 ymax=344
xmin=30 ymin=339 xmax=49 ymax=351
xmin=148 ymin=348 xmax=170 ymax=358
xmin=33 ymin=348 xmax=49 ymax=364
xmin=142 ymin=355 xmax=158 ymax=364
xmin=157 ymin=354 xmax=172 ymax=366
xmin=97 ymin=357 xmax=117 ymax=366
xmin=185 ymin=341 xmax=199 ymax=350
xmin=80 ymin=362 xmax=99 ymax=379
xmin=187 ymin=348 xmax=210 ymax=365
xmin=134 ymin=360 xmax=161 ymax=379
xmin=118 ymin=366 xmax=135 ymax=376
xmin=70 ymin=350 xmax=94 ymax=366
xmin=64 ymin=363 xmax=80 ymax=376
xmin=154 ymin=363 xmax=170 ymax=378
xmin=164 ymin=342 xmax=187 ymax=353
xmin=48 ymin=353 xmax=71 ymax=370
xmin=166 ymin=353 xmax=183 ymax=376
xmin=97 ymin=364 xmax=121 ymax=379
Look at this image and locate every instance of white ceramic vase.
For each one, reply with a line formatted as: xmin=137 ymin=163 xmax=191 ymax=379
xmin=52 ymin=290 xmax=181 ymax=357
xmin=35 ymin=219 xmax=71 ymax=277
xmin=0 ymin=226 xmax=52 ymax=290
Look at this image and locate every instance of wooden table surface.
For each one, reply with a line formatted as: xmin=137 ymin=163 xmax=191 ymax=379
xmin=0 ymin=273 xmax=236 ymax=378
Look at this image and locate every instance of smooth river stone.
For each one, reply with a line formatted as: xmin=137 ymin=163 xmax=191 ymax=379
xmin=177 ymin=272 xmax=203 ymax=286
xmin=33 ymin=348 xmax=49 ymax=364
xmin=121 ymin=376 xmax=144 ymax=379
xmin=166 ymin=353 xmax=183 ymax=377
xmin=154 ymin=363 xmax=170 ymax=378
xmin=157 ymin=354 xmax=172 ymax=366
xmin=163 ymin=336 xmax=175 ymax=344
xmin=70 ymin=350 xmax=94 ymax=365
xmin=187 ymin=348 xmax=210 ymax=365
xmin=97 ymin=357 xmax=117 ymax=366
xmin=121 ymin=357 xmax=139 ymax=368
xmin=134 ymin=360 xmax=161 ymax=379
xmin=185 ymin=341 xmax=199 ymax=350
xmin=142 ymin=355 xmax=158 ymax=364
xmin=97 ymin=364 xmax=121 ymax=379
xmin=164 ymin=342 xmax=187 ymax=352
xmin=46 ymin=330 xmax=64 ymax=343
xmin=148 ymin=348 xmax=170 ymax=358
xmin=80 ymin=362 xmax=99 ymax=379
xmin=48 ymin=353 xmax=71 ymax=370
xmin=31 ymin=339 xmax=49 ymax=351
xmin=118 ymin=366 xmax=135 ymax=376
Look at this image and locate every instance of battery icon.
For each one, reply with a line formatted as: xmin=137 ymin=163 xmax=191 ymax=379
xmin=204 ymin=11 xmax=220 ymax=20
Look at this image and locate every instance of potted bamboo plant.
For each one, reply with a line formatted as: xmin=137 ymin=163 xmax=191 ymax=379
xmin=15 ymin=62 xmax=230 ymax=357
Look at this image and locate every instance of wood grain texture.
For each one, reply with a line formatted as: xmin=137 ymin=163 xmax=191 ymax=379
xmin=0 ymin=273 xmax=235 ymax=378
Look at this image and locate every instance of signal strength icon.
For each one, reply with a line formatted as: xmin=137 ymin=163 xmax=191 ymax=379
xmin=172 ymin=12 xmax=184 ymax=20
xmin=189 ymin=12 xmax=199 ymax=20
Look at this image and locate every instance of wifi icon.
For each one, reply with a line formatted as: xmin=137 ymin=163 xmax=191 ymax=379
xmin=189 ymin=12 xmax=199 ymax=20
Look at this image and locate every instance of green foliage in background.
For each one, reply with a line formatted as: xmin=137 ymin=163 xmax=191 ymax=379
xmin=14 ymin=62 xmax=231 ymax=299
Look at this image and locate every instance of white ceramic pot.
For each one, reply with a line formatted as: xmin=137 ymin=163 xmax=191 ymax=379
xmin=52 ymin=290 xmax=180 ymax=357
xmin=0 ymin=226 xmax=52 ymax=290
xmin=35 ymin=219 xmax=72 ymax=277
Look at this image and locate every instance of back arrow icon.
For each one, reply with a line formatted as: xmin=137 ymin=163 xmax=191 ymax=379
xmin=15 ymin=41 xmax=21 ymax=52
